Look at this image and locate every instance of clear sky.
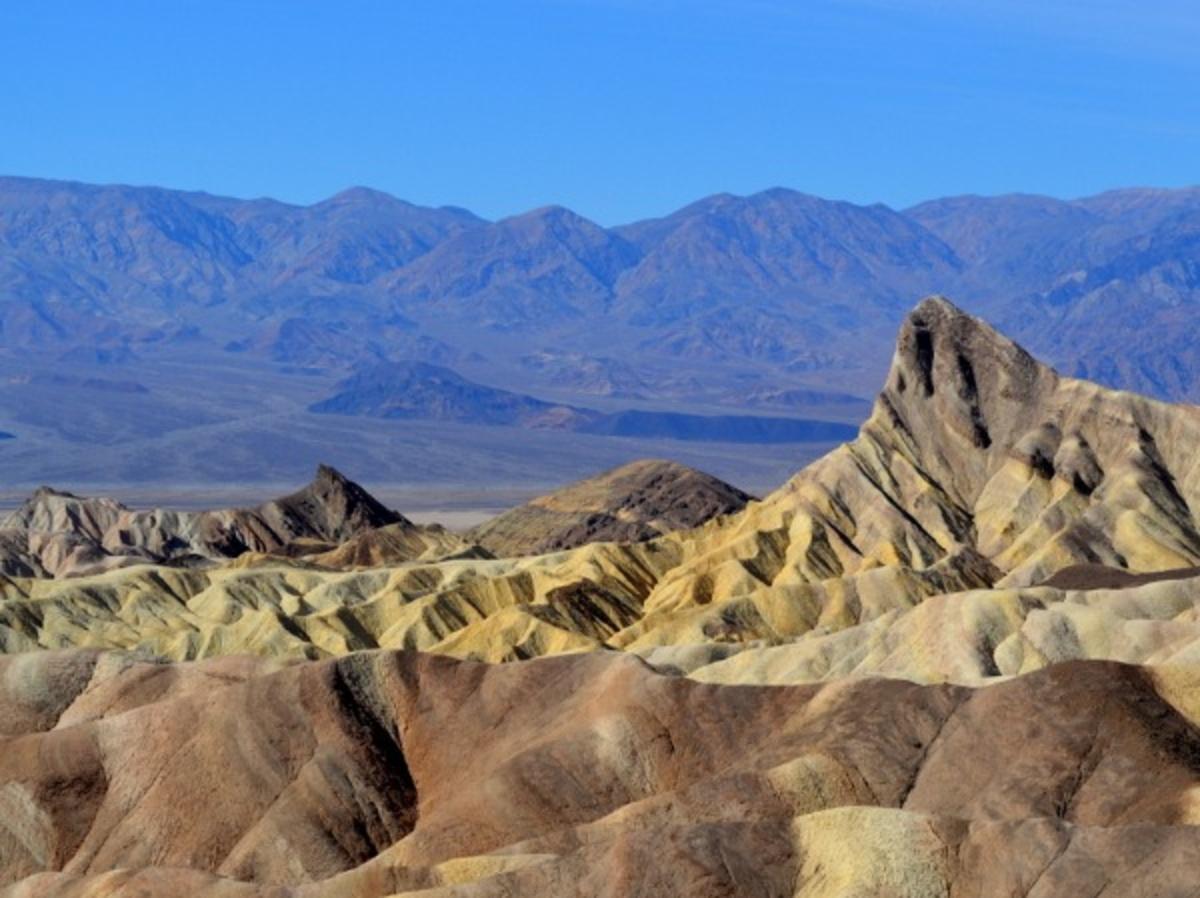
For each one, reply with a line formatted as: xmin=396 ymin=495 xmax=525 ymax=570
xmin=1 ymin=0 xmax=1197 ymax=224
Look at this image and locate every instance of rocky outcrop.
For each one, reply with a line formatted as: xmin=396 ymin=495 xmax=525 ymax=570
xmin=7 ymin=298 xmax=1200 ymax=895
xmin=469 ymin=459 xmax=753 ymax=556
xmin=644 ymin=295 xmax=1200 ymax=612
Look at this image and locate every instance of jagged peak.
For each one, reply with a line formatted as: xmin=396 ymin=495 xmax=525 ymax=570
xmin=903 ymin=294 xmax=1014 ymax=343
xmin=31 ymin=485 xmax=83 ymax=500
xmin=909 ymin=293 xmax=963 ymax=318
xmin=886 ymin=296 xmax=1049 ymax=405
xmin=847 ymin=296 xmax=1066 ymax=509
xmin=300 ymin=463 xmax=383 ymax=506
xmin=312 ymin=463 xmax=350 ymax=487
xmin=278 ymin=464 xmax=407 ymax=540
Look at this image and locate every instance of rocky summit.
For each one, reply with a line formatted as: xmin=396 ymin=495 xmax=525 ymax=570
xmin=4 ymin=297 xmax=1200 ymax=896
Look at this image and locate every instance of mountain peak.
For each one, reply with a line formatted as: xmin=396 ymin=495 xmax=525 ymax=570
xmin=469 ymin=458 xmax=753 ymax=556
xmin=313 ymin=463 xmax=351 ymax=486
xmin=279 ymin=465 xmax=405 ymax=541
xmin=504 ymin=204 xmax=604 ymax=231
xmin=863 ymin=296 xmax=1061 ymax=510
xmin=323 ymin=185 xmax=406 ymax=206
xmin=889 ymin=295 xmax=1047 ymax=402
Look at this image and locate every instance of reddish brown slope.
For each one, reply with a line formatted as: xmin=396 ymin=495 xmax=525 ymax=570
xmin=1 ymin=650 xmax=1200 ymax=896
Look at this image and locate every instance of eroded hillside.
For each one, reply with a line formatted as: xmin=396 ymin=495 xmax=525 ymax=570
xmin=4 ymin=298 xmax=1200 ymax=676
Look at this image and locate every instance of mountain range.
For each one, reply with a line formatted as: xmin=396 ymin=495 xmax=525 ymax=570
xmin=4 ymin=176 xmax=1199 ymax=394
xmin=1 ymin=175 xmax=1199 ymax=488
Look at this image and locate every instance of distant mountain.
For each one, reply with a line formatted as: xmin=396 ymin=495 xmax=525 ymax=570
xmin=615 ymin=189 xmax=960 ymax=325
xmin=385 ymin=205 xmax=641 ymax=327
xmin=6 ymin=175 xmax=1200 ymax=402
xmin=907 ymin=187 xmax=1200 ymax=397
xmin=0 ymin=176 xmax=482 ymax=350
xmin=310 ymin=361 xmax=860 ymax=444
xmin=217 ymin=186 xmax=482 ymax=290
xmin=5 ymin=175 xmax=1200 ymax=487
xmin=309 ymin=361 xmax=596 ymax=429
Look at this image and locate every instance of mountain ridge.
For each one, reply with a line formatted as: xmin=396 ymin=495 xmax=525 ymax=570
xmin=0 ymin=464 xmax=471 ymax=577
xmin=5 ymin=175 xmax=1200 ymax=400
xmin=4 ymin=176 xmax=1200 ymax=488
xmin=6 ymin=296 xmax=1200 ymax=668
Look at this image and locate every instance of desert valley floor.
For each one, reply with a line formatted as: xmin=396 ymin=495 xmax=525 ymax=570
xmin=4 ymin=298 xmax=1200 ymax=896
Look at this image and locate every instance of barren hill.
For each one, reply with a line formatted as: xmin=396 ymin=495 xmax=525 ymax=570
xmin=4 ymin=298 xmax=1200 ymax=671
xmin=469 ymin=459 xmax=753 ymax=556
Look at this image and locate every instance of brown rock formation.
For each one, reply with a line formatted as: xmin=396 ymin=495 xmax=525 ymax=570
xmin=6 ymin=298 xmax=1200 ymax=895
xmin=469 ymin=458 xmax=753 ymax=556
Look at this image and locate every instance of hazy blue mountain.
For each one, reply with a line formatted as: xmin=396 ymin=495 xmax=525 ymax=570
xmin=8 ymin=176 xmax=1199 ymax=401
xmin=385 ymin=205 xmax=641 ymax=327
xmin=309 ymin=361 xmax=597 ymax=429
xmin=0 ymin=176 xmax=483 ymax=349
xmin=615 ymin=188 xmax=961 ymax=324
xmin=310 ymin=360 xmax=858 ymax=445
xmin=221 ymin=187 xmax=482 ymax=286
xmin=3 ymin=175 xmax=1200 ymax=487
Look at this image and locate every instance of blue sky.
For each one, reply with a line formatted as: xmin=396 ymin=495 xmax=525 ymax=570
xmin=1 ymin=0 xmax=1197 ymax=223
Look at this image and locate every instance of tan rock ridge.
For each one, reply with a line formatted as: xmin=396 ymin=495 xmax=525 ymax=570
xmin=7 ymin=297 xmax=1200 ymax=895
xmin=639 ymin=295 xmax=1200 ymax=611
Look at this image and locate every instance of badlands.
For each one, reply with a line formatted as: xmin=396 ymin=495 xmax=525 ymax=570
xmin=4 ymin=297 xmax=1200 ymax=895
